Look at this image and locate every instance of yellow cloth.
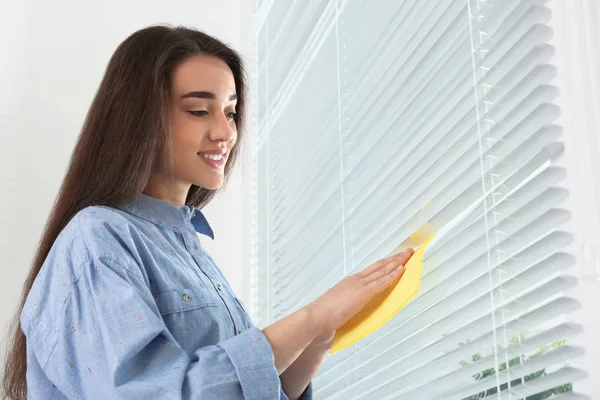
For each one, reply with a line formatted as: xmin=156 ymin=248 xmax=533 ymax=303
xmin=330 ymin=234 xmax=437 ymax=354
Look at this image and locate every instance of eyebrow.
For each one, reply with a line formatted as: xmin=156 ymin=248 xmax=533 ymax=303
xmin=181 ymin=91 xmax=237 ymax=101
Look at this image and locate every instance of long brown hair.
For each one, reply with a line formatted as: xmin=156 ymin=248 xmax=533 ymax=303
xmin=2 ymin=25 xmax=247 ymax=399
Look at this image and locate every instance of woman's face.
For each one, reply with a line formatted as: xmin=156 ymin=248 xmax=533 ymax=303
xmin=148 ymin=54 xmax=238 ymax=204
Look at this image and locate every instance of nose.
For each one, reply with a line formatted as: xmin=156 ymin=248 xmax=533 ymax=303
xmin=209 ymin=112 xmax=236 ymax=143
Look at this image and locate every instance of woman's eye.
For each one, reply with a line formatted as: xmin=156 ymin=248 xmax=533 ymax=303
xmin=188 ymin=110 xmax=208 ymax=117
xmin=227 ymin=112 xmax=237 ymax=121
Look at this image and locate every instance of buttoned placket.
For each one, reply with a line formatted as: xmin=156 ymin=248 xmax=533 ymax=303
xmin=181 ymin=209 xmax=243 ymax=336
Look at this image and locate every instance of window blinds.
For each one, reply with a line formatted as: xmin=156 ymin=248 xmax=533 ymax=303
xmin=254 ymin=0 xmax=590 ymax=398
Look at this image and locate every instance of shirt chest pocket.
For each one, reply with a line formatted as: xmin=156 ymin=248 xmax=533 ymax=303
xmin=153 ymin=287 xmax=226 ymax=354
xmin=154 ymin=287 xmax=218 ymax=315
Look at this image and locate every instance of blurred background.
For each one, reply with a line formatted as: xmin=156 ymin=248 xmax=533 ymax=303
xmin=2 ymin=0 xmax=600 ymax=398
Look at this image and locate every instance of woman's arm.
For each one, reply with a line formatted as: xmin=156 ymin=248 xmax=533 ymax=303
xmin=260 ymin=309 xmax=325 ymax=400
xmin=279 ymin=331 xmax=334 ymax=399
xmin=261 ymin=306 xmax=322 ymax=375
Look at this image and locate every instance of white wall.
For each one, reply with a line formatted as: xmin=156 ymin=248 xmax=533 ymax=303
xmin=0 ymin=0 xmax=255 ymax=365
xmin=549 ymin=0 xmax=600 ymax=396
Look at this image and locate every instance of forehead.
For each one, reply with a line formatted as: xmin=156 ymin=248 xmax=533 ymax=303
xmin=170 ymin=54 xmax=236 ymax=97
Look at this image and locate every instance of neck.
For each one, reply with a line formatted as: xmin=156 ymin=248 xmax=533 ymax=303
xmin=144 ymin=174 xmax=191 ymax=206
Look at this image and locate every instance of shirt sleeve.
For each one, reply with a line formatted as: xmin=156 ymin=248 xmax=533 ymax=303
xmin=280 ymin=383 xmax=314 ymax=400
xmin=301 ymin=383 xmax=314 ymax=399
xmin=28 ymin=255 xmax=283 ymax=399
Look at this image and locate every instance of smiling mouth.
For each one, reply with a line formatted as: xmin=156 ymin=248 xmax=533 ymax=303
xmin=198 ymin=153 xmax=224 ymax=161
xmin=198 ymin=152 xmax=226 ymax=168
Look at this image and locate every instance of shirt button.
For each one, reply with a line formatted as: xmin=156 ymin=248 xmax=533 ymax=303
xmin=216 ymin=284 xmax=222 ymax=291
xmin=191 ymin=210 xmax=196 ymax=218
xmin=182 ymin=293 xmax=191 ymax=302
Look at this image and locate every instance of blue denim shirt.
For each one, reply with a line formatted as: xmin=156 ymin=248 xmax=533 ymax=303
xmin=21 ymin=194 xmax=312 ymax=399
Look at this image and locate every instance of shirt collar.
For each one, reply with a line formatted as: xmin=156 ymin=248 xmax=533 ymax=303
xmin=116 ymin=193 xmax=214 ymax=239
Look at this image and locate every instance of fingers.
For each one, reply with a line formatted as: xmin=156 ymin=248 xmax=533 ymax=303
xmin=357 ymin=248 xmax=414 ymax=280
xmin=395 ymin=248 xmax=414 ymax=266
xmin=361 ymin=248 xmax=413 ymax=292
xmin=363 ymin=257 xmax=403 ymax=285
xmin=356 ymin=256 xmax=396 ymax=278
xmin=364 ymin=263 xmax=406 ymax=294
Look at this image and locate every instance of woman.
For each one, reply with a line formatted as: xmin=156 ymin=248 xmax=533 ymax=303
xmin=2 ymin=25 xmax=413 ymax=400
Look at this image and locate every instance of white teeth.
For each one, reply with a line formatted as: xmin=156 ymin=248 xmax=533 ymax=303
xmin=199 ymin=153 xmax=224 ymax=161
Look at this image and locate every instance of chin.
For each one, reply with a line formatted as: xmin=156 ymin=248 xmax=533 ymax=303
xmin=195 ymin=178 xmax=224 ymax=191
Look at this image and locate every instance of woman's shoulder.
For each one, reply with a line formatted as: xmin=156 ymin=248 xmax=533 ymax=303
xmin=53 ymin=205 xmax=143 ymax=268
xmin=20 ymin=206 xmax=146 ymax=344
xmin=28 ymin=205 xmax=146 ymax=301
xmin=71 ymin=205 xmax=132 ymax=239
xmin=72 ymin=204 xmax=133 ymax=230
xmin=55 ymin=205 xmax=126 ymax=247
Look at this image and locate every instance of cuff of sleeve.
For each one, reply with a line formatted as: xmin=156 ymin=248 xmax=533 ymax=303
xmin=279 ymin=382 xmax=313 ymax=400
xmin=218 ymin=327 xmax=281 ymax=400
xmin=299 ymin=382 xmax=313 ymax=400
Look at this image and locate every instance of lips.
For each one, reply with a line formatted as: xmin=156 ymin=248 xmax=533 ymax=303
xmin=198 ymin=152 xmax=226 ymax=169
xmin=198 ymin=148 xmax=227 ymax=155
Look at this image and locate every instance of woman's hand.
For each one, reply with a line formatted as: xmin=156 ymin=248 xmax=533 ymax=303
xmin=307 ymin=248 xmax=414 ymax=334
xmin=262 ymin=248 xmax=413 ymax=376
